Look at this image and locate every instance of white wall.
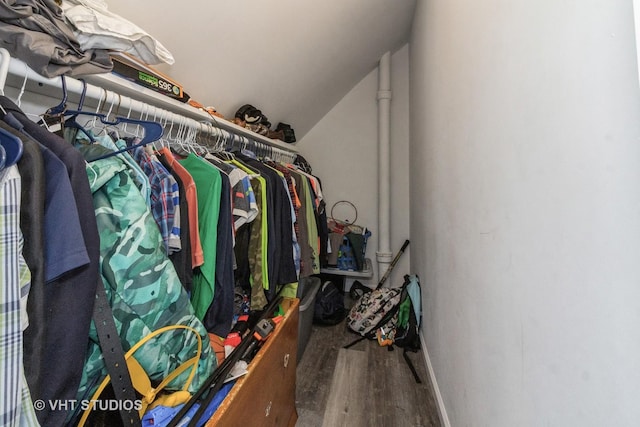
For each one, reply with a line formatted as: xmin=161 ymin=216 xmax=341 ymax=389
xmin=411 ymin=1 xmax=640 ymax=426
xmin=298 ymin=45 xmax=411 ymax=287
xmin=103 ymin=0 xmax=415 ymax=139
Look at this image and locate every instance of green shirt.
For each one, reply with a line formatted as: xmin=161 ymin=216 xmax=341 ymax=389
xmin=178 ymin=153 xmax=222 ymax=320
xmin=301 ymin=176 xmax=320 ymax=274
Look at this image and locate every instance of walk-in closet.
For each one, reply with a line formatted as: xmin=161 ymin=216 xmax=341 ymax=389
xmin=2 ymin=1 xmax=639 ymax=426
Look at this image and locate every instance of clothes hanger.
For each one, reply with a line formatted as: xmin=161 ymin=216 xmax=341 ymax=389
xmin=119 ymin=100 xmax=139 ymax=140
xmin=147 ymin=106 xmax=163 ymax=152
xmin=15 ymin=63 xmax=29 ymax=109
xmin=183 ymin=122 xmax=197 ymax=154
xmin=205 ymin=123 xmax=228 ymax=158
xmin=182 ymin=120 xmax=201 ymax=154
xmin=10 ymin=62 xmax=51 ymax=130
xmin=57 ymin=78 xmax=98 ymax=142
xmin=60 ymin=79 xmax=104 ymax=143
xmin=69 ymin=105 xmax=162 ymax=157
xmin=46 ymin=75 xmax=68 ymax=116
xmin=81 ymin=96 xmax=163 ymax=162
xmin=45 ymin=76 xmax=162 ymax=152
xmin=174 ymin=116 xmax=190 ymax=153
xmin=167 ymin=116 xmax=191 ymax=156
xmin=36 ymin=75 xmax=70 ymax=131
xmin=224 ymin=132 xmax=243 ymax=160
xmin=198 ymin=122 xmax=211 ymax=154
xmin=216 ymin=131 xmax=233 ymax=159
xmin=158 ymin=110 xmax=172 ymax=149
xmin=194 ymin=122 xmax=208 ymax=155
xmin=88 ymin=116 xmax=163 ymax=162
xmin=0 ymin=126 xmax=23 ymax=170
xmin=213 ymin=130 xmax=235 ymax=161
xmin=241 ymin=137 xmax=258 ymax=159
xmin=96 ymin=93 xmax=122 ymax=140
xmin=213 ymin=126 xmax=224 ymax=152
xmin=253 ymin=142 xmax=261 ymax=159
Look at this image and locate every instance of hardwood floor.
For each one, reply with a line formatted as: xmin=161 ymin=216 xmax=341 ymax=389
xmin=295 ymin=295 xmax=442 ymax=427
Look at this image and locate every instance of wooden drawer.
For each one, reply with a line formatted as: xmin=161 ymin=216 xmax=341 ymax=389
xmin=206 ymin=298 xmax=299 ymax=427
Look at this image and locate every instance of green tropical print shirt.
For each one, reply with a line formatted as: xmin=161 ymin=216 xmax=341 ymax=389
xmin=75 ymin=145 xmax=215 ymax=405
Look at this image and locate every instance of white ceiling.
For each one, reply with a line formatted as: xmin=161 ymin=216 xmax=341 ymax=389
xmin=105 ymin=0 xmax=416 ymax=139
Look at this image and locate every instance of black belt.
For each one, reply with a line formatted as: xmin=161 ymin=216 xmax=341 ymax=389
xmin=92 ymin=281 xmax=141 ymax=427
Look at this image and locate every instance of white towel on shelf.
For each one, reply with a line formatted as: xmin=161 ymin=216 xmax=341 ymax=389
xmin=61 ymin=0 xmax=175 ymax=65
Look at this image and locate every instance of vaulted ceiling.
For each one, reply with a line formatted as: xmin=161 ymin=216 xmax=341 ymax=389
xmin=106 ymin=0 xmax=416 ymax=139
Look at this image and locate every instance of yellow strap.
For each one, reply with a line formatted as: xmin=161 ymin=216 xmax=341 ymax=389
xmin=127 ymin=355 xmax=153 ymax=398
xmin=78 ymin=324 xmax=203 ymax=427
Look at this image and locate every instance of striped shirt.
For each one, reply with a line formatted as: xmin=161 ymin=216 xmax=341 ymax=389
xmin=0 ymin=166 xmax=40 ymax=426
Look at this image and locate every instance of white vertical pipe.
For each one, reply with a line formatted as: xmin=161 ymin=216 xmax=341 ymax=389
xmin=377 ymin=51 xmax=393 ymax=280
xmin=634 ymin=0 xmax=640 ymax=88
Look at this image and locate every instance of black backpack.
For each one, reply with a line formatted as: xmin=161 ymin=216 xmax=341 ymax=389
xmin=344 ymin=275 xmax=423 ymax=383
xmin=313 ymin=280 xmax=346 ymax=325
xmin=392 ymin=275 xmax=422 ymax=383
xmin=393 ymin=275 xmax=421 ymax=351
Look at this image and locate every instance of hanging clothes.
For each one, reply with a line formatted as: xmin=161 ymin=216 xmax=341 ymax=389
xmin=261 ymin=161 xmax=299 ymax=297
xmin=205 ymin=155 xmax=258 ymax=234
xmin=268 ymin=161 xmax=302 ymax=284
xmin=0 ymin=75 xmax=314 ymax=424
xmin=177 ymin=154 xmax=223 ymax=321
xmin=0 ymin=50 xmax=328 ymax=427
xmin=290 ymin=155 xmax=327 ymax=271
xmin=85 ymin=132 xmax=151 ymax=204
xmin=236 ymin=155 xmax=277 ymax=301
xmin=1 ymin=96 xmax=101 ymax=427
xmin=0 ymin=165 xmax=40 ymax=427
xmin=157 ymin=151 xmax=194 ymax=292
xmin=313 ymin=178 xmax=329 ymax=269
xmin=288 ymin=167 xmax=319 ymax=277
xmin=236 ymin=155 xmax=297 ymax=289
xmin=288 ymin=164 xmax=328 ymax=268
xmin=130 ymin=144 xmax=179 ymax=254
xmin=158 ymin=147 xmax=204 ymax=268
xmin=74 ymin=143 xmax=215 ymax=407
xmin=230 ymin=168 xmax=260 ymax=231
xmin=2 ymin=120 xmax=45 ymax=401
xmin=38 ymin=140 xmax=90 ymax=282
xmin=206 ymin=166 xmax=235 ymax=338
xmin=229 ymin=158 xmax=269 ymax=310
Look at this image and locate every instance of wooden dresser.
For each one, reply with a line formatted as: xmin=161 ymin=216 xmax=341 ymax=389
xmin=206 ymin=298 xmax=299 ymax=427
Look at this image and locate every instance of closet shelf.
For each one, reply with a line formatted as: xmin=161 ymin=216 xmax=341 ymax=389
xmin=83 ymin=72 xmax=298 ymax=154
xmin=0 ymin=49 xmax=297 ymax=155
xmin=320 ymin=258 xmax=373 ymax=278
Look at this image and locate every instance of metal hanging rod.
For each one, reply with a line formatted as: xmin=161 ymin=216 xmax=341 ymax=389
xmin=0 ymin=48 xmax=298 ymax=163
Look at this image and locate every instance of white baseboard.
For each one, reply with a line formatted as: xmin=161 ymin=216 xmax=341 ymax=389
xmin=420 ymin=332 xmax=451 ymax=427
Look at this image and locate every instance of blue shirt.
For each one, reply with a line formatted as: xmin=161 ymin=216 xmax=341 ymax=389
xmin=131 ymin=145 xmax=179 ymax=254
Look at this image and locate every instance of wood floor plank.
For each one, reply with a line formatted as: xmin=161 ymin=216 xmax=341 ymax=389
xmin=295 ymin=324 xmax=347 ymax=415
xmin=295 ymin=292 xmax=441 ymax=427
xmin=367 ymin=345 xmax=440 ymax=427
xmin=321 ymin=348 xmax=369 ymax=427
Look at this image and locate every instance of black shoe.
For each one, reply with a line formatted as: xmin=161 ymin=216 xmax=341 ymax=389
xmin=276 ymin=122 xmax=296 ymax=143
